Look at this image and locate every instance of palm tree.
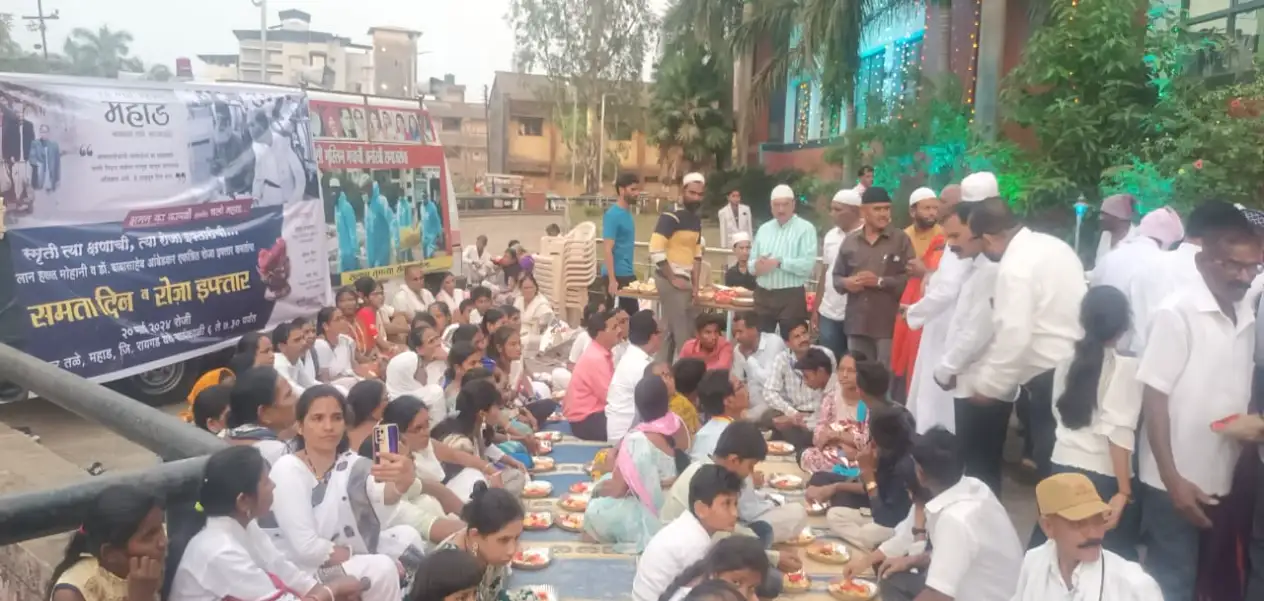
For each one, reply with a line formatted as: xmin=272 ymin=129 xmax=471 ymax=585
xmin=62 ymin=26 xmax=143 ymax=78
xmin=649 ymin=41 xmax=735 ymax=181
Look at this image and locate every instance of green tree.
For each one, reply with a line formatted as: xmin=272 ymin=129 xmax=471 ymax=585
xmin=63 ymin=26 xmax=143 ymax=78
xmin=649 ymin=40 xmax=734 ymax=181
xmin=146 ymin=63 xmax=173 ymax=82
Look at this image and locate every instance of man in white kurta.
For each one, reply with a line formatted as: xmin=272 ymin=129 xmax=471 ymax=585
xmin=462 ymin=235 xmax=496 ymax=287
xmin=903 ymin=173 xmax=996 ymax=433
xmin=1089 ymin=206 xmax=1185 ymax=355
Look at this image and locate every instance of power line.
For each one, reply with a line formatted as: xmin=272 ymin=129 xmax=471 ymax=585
xmin=20 ymin=0 xmax=59 ymax=60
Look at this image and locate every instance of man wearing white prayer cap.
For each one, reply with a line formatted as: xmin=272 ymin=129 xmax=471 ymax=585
xmin=815 ymin=188 xmax=864 ymax=359
xmin=1090 ymin=205 xmax=1185 ymax=356
xmin=724 ymin=231 xmax=758 ymax=290
xmin=961 ymin=171 xmax=1000 ymax=202
xmin=905 ymin=187 xmax=942 ymax=260
xmin=747 ymin=184 xmax=818 ymax=332
xmin=648 ymin=172 xmax=707 ymax=362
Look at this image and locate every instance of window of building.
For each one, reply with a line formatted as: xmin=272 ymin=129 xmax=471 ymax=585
xmin=894 ymin=36 xmax=923 ymax=101
xmin=856 ymin=50 xmax=886 ymax=128
xmin=791 ymin=80 xmax=812 ymax=143
xmin=517 ymin=117 xmax=544 ymax=136
xmin=441 ymin=117 xmax=462 ymax=131
xmin=1186 ymin=0 xmax=1263 ymax=79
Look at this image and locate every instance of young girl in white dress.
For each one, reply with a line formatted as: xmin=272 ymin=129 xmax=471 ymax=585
xmin=264 ymin=385 xmax=426 ymax=590
xmin=166 ymin=445 xmax=380 ymax=601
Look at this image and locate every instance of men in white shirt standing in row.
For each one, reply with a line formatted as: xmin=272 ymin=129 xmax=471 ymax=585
xmin=717 ymin=183 xmax=753 ymax=265
xmin=844 ymin=428 xmax=1023 ymax=601
xmin=462 ymin=235 xmax=496 ymax=288
xmin=904 ymin=175 xmax=993 ymax=434
xmin=1089 ymin=207 xmax=1185 ymax=355
xmin=815 ymin=189 xmax=863 ymax=360
xmin=967 ymin=197 xmax=1086 ymax=479
xmin=1013 ymin=473 xmax=1162 ymax=601
xmin=1136 ymin=203 xmax=1259 ymax=601
xmin=391 ymin=264 xmax=435 ymax=319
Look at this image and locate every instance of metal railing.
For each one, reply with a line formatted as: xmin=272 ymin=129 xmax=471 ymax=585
xmin=0 ymin=343 xmax=226 ymax=545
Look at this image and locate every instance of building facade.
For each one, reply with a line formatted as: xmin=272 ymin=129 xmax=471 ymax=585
xmin=368 ymin=26 xmax=422 ymax=98
xmin=487 ymin=71 xmax=662 ymax=196
xmin=425 ymin=75 xmax=488 ymax=193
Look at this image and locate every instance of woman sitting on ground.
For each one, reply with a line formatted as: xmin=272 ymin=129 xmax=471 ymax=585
xmin=487 ymin=325 xmax=555 ymax=429
xmin=359 ymin=396 xmax=469 ymax=543
xmin=224 ymin=366 xmax=298 ymax=466
xmin=513 ymin=273 xmax=554 ymax=352
xmin=315 ymin=305 xmax=378 ymax=387
xmin=435 ymin=483 xmax=532 ymax=601
xmin=165 ymin=446 xmax=376 ymax=601
xmin=351 ymin=277 xmax=405 ymax=359
xmin=407 ymin=549 xmax=484 ymax=601
xmin=444 ymin=342 xmax=484 ymax=411
xmin=436 ymin=272 xmax=466 ymax=315
xmin=385 ymin=324 xmax=448 ymax=421
xmin=345 ymin=380 xmax=389 ymax=453
xmin=266 ymin=386 xmax=426 ymax=582
xmin=800 ymin=353 xmax=871 ymax=474
xmin=430 ymin=379 xmax=529 ymax=499
xmin=47 ymin=484 xmax=167 ymax=601
xmin=191 ymin=384 xmax=232 ymax=436
xmin=584 ymin=377 xmax=684 ymax=553
xmin=182 ymin=332 xmax=269 ymax=422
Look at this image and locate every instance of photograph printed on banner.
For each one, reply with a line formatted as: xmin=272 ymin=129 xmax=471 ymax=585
xmin=310 ymin=102 xmax=367 ymax=141
xmin=0 ymin=83 xmax=73 ymax=221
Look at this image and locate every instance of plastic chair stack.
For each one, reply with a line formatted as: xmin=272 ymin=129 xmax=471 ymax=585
xmin=533 ymin=221 xmax=598 ymax=312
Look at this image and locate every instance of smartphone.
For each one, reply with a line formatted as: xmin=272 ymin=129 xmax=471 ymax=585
xmin=1212 ymin=414 xmax=1242 ymax=432
xmin=372 ymin=423 xmax=400 ymax=459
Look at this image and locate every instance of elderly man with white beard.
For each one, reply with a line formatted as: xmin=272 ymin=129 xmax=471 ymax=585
xmin=904 ymin=173 xmax=997 ymax=434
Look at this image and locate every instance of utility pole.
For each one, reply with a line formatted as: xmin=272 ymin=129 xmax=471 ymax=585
xmin=251 ymin=0 xmax=267 ymax=83
xmin=21 ymin=0 xmax=60 ymax=61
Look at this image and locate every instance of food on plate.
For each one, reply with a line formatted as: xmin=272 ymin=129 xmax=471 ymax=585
xmin=770 ymin=474 xmax=804 ymax=490
xmin=783 ymin=571 xmax=811 ymax=593
xmin=806 ymin=500 xmax=829 ymax=516
xmin=537 ymin=440 xmax=554 ymax=454
xmin=559 ymin=493 xmax=590 ymax=512
xmin=731 ymin=286 xmax=753 ymax=298
xmin=522 ymin=512 xmax=553 ymax=530
xmin=515 ymin=585 xmax=558 ymax=601
xmin=557 ymin=512 xmax=585 ymax=532
xmin=522 ymin=481 xmax=554 ymax=498
xmin=767 ymin=441 xmax=795 ymax=455
xmin=625 ymin=280 xmax=657 ymax=294
xmin=511 ymin=548 xmax=552 ymax=570
xmin=828 ymin=579 xmax=877 ymax=601
xmin=807 ymin=542 xmax=851 ymax=564
xmin=534 ymin=431 xmax=564 ymax=442
xmin=569 ymin=481 xmax=594 ymax=495
xmin=531 ymin=457 xmax=556 ymax=472
xmin=788 ymin=527 xmax=816 ymax=545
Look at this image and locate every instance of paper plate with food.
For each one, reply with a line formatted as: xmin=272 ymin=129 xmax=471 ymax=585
xmin=807 ymin=541 xmax=851 ymax=564
xmin=766 ymin=441 xmax=795 ymax=456
xmin=522 ymin=512 xmax=554 ymax=530
xmin=513 ymin=585 xmax=558 ymax=601
xmin=536 ymin=440 xmax=554 ymax=454
xmin=769 ymin=474 xmax=804 ymax=490
xmin=806 ymin=499 xmax=829 ymax=516
xmin=531 ymin=457 xmax=556 ymax=473
xmin=557 ymin=512 xmax=585 ymax=532
xmin=559 ymin=493 xmax=590 ymax=512
xmin=783 ymin=571 xmax=811 ymax=594
xmin=828 ymin=579 xmax=877 ymax=601
xmin=534 ymin=431 xmax=564 ymax=442
xmin=522 ymin=481 xmax=554 ymax=499
xmin=788 ymin=527 xmax=816 ymax=546
xmin=569 ymin=481 xmax=594 ymax=495
xmin=511 ymin=548 xmax=552 ymax=571
xmin=548 ymin=410 xmax=565 ymax=421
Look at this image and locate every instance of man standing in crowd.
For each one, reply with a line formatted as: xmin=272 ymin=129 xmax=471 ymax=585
xmin=903 ymin=175 xmax=993 ymax=434
xmin=748 ymin=184 xmax=819 ymax=333
xmin=904 ymin=187 xmax=943 ymax=259
xmin=1096 ymin=193 xmax=1137 ymax=265
xmin=649 ymin=172 xmax=705 ymax=361
xmin=564 ymin=310 xmax=622 ymax=441
xmin=718 ymin=182 xmax=753 ymax=263
xmin=967 ymin=197 xmax=1085 ymax=479
xmin=1090 ymin=206 xmax=1185 ymax=354
xmin=608 ymin=310 xmax=662 ymax=441
xmin=391 ymin=264 xmax=436 ymax=318
xmin=816 ymin=189 xmax=863 ymax=359
xmin=854 ymin=165 xmax=874 ymax=195
xmin=891 ymin=187 xmax=944 ymax=400
xmin=762 ymin=324 xmax=836 ymax=451
xmin=1013 ymin=473 xmax=1162 ymax=600
xmin=603 ymin=173 xmax=641 ymax=315
xmin=731 ymin=311 xmax=786 ymax=420
xmin=833 ymin=186 xmax=914 ymax=367
xmin=1136 ymin=204 xmax=1258 ymax=601
xmin=930 ymin=201 xmax=1004 ymax=493
xmin=462 ymin=235 xmax=496 ymax=288
xmin=844 ymin=428 xmax=1023 ymax=601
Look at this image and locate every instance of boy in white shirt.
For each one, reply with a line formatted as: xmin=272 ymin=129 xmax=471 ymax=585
xmin=633 ymin=465 xmax=743 ymax=601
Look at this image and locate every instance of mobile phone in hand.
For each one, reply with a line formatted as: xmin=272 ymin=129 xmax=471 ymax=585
xmin=372 ymin=423 xmax=400 ymax=460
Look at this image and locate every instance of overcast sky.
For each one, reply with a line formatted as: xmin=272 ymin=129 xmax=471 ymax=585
xmin=10 ymin=0 xmax=668 ymax=101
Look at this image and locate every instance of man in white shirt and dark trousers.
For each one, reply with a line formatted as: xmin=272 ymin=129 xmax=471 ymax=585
xmin=843 ymin=427 xmax=1023 ymax=601
xmin=1136 ymin=203 xmax=1259 ymax=601
xmin=731 ymin=311 xmax=787 ymax=420
xmin=967 ymin=198 xmax=1086 ymax=479
xmin=816 ymin=189 xmax=863 ymax=359
xmin=1013 ymin=473 xmax=1162 ymax=601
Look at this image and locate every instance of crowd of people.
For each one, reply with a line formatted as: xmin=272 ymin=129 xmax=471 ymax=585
xmin=48 ymin=165 xmax=1264 ymax=601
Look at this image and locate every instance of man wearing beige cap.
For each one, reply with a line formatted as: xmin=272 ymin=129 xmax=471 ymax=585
xmin=748 ymin=184 xmax=818 ymax=333
xmin=1014 ymin=473 xmax=1160 ymax=600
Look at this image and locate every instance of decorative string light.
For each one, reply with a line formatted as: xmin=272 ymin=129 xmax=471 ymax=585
xmin=966 ymin=0 xmax=981 ymax=118
xmin=796 ymin=80 xmax=811 ymax=142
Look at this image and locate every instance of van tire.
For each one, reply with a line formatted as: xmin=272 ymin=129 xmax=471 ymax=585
xmin=109 ymin=360 xmax=199 ymax=407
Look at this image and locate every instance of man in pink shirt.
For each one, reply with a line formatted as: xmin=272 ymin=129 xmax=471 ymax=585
xmin=564 ymin=309 xmax=622 ymax=440
xmin=679 ymin=313 xmax=734 ymax=370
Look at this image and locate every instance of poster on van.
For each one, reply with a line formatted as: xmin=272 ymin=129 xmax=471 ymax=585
xmin=309 ymin=93 xmax=454 ymax=286
xmin=0 ymin=76 xmax=330 ymax=381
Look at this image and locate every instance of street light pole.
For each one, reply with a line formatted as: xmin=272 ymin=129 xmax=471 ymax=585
xmin=596 ymin=92 xmax=608 ymax=194
xmin=251 ymin=0 xmax=267 ymax=83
